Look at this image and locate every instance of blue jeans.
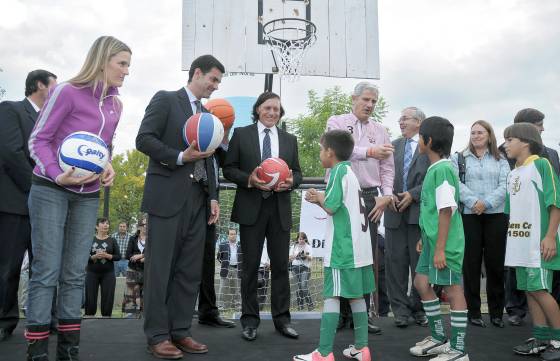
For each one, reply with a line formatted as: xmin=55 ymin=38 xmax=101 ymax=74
xmin=26 ymin=185 xmax=99 ymax=326
xmin=115 ymin=259 xmax=129 ymax=277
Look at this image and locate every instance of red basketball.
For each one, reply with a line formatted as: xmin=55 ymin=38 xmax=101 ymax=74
xmin=257 ymin=157 xmax=290 ymax=188
xmin=204 ymin=98 xmax=235 ymax=130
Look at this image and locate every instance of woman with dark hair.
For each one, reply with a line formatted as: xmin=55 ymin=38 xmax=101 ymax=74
xmin=451 ymin=120 xmax=510 ymax=328
xmin=84 ymin=218 xmax=121 ymax=317
xmin=123 ymin=218 xmax=147 ymax=318
xmin=289 ymin=232 xmax=314 ymax=311
xmin=224 ymin=91 xmax=303 ymax=341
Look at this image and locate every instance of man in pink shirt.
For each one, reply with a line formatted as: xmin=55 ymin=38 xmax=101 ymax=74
xmin=327 ymin=81 xmax=395 ymax=334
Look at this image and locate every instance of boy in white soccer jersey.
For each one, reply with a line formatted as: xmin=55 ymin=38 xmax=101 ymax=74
xmin=503 ymin=123 xmax=560 ymax=361
xmin=294 ymin=130 xmax=374 ymax=361
xmin=410 ymin=116 xmax=469 ymax=361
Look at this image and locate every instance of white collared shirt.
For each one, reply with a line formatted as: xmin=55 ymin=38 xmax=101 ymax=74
xmin=26 ymin=97 xmax=40 ymax=112
xmin=406 ymin=133 xmax=419 ymax=155
xmin=257 ymin=121 xmax=279 ymax=159
xmin=228 ymin=242 xmax=238 ymax=266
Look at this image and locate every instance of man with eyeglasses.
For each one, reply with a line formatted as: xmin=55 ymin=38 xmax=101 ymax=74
xmin=384 ymin=107 xmax=430 ymax=328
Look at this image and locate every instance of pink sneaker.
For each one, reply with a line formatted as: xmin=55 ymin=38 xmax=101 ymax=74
xmin=342 ymin=345 xmax=371 ymax=361
xmin=293 ymin=350 xmax=335 ymax=361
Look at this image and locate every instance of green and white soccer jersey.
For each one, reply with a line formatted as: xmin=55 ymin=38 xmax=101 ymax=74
xmin=504 ymin=156 xmax=560 ymax=270
xmin=419 ymin=159 xmax=465 ymax=274
xmin=323 ymin=161 xmax=373 ymax=269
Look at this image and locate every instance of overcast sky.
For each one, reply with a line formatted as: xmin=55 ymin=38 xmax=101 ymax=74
xmin=1 ymin=0 xmax=559 ymax=156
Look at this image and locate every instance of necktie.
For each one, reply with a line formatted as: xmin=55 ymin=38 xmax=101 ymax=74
xmin=193 ymin=100 xmax=207 ymax=183
xmin=262 ymin=128 xmax=272 ymax=198
xmin=262 ymin=128 xmax=271 ymax=161
xmin=402 ymin=138 xmax=413 ymax=192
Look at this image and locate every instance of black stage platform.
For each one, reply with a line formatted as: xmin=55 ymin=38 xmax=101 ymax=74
xmin=1 ymin=316 xmax=533 ymax=361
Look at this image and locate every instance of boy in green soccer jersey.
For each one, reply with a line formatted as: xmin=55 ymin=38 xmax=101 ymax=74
xmin=294 ymin=130 xmax=375 ymax=361
xmin=409 ymin=116 xmax=469 ymax=361
xmin=503 ymin=123 xmax=560 ymax=361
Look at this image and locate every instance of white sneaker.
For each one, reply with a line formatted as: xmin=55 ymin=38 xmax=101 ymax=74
xmin=342 ymin=345 xmax=371 ymax=361
xmin=429 ymin=349 xmax=469 ymax=361
xmin=409 ymin=336 xmax=450 ymax=357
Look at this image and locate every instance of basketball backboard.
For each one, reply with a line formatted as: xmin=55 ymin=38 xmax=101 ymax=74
xmin=182 ymin=0 xmax=380 ymax=79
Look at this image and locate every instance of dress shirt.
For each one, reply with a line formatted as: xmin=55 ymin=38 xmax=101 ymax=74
xmin=228 ymin=242 xmax=238 ymax=266
xmin=406 ymin=133 xmax=419 ymax=155
xmin=257 ymin=121 xmax=279 ymax=159
xmin=326 ymin=113 xmax=395 ymax=195
xmin=26 ymin=97 xmax=40 ymax=112
xmin=450 ymin=149 xmax=510 ymax=214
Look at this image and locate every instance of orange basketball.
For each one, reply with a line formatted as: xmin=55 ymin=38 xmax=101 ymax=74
xmin=204 ymin=98 xmax=235 ymax=130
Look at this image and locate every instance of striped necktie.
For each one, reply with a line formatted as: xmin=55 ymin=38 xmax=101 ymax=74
xmin=402 ymin=138 xmax=413 ymax=192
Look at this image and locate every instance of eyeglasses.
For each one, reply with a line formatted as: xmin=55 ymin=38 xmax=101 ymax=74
xmin=398 ymin=116 xmax=417 ymax=123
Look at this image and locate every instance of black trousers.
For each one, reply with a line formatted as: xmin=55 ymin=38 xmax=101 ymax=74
xmin=144 ymin=183 xmax=207 ymax=344
xmin=0 ymin=212 xmax=31 ymax=332
xmin=84 ymin=270 xmax=116 ymax=317
xmin=340 ymin=191 xmax=388 ymax=318
xmin=462 ymin=213 xmax=508 ymax=319
xmin=197 ymin=223 xmax=219 ymax=320
xmin=239 ymin=194 xmax=290 ymax=329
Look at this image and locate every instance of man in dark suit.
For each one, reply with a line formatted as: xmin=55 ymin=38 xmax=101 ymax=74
xmin=0 ymin=70 xmax=56 ymax=341
xmin=223 ymin=92 xmax=302 ymax=341
xmin=384 ymin=107 xmax=430 ymax=328
xmin=136 ymin=55 xmax=224 ymax=359
xmin=216 ymin=229 xmax=243 ymax=310
xmin=197 ymin=136 xmax=236 ymax=328
xmin=500 ymin=108 xmax=560 ymax=327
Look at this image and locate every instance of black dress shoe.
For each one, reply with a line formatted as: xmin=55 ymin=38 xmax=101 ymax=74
xmin=468 ymin=317 xmax=486 ymax=327
xmin=367 ymin=318 xmax=382 ymax=335
xmin=199 ymin=316 xmax=236 ymax=328
xmin=277 ymin=325 xmax=299 ymax=339
xmin=508 ymin=314 xmax=523 ymax=326
xmin=0 ymin=328 xmax=13 ymax=342
xmin=394 ymin=316 xmax=409 ymax=328
xmin=337 ymin=317 xmax=351 ymax=330
xmin=242 ymin=327 xmax=257 ymax=341
xmin=491 ymin=317 xmax=505 ymax=328
xmin=414 ymin=314 xmax=429 ymax=327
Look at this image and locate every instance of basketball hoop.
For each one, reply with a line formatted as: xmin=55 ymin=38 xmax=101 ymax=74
xmin=262 ymin=18 xmax=317 ymax=80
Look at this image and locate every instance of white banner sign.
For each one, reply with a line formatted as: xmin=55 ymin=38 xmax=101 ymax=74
xmin=299 ymin=198 xmax=328 ymax=258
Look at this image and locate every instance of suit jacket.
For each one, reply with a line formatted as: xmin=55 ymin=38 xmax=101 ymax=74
xmin=223 ymin=123 xmax=302 ymax=231
xmin=0 ymin=99 xmax=38 ymax=215
xmin=217 ymin=241 xmax=243 ymax=278
xmin=136 ymin=88 xmax=217 ymax=217
xmin=384 ymin=136 xmax=430 ymax=228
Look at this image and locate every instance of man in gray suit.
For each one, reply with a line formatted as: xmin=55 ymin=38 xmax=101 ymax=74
xmin=384 ymin=107 xmax=430 ymax=328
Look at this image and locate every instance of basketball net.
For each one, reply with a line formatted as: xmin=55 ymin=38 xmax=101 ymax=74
xmin=262 ymin=18 xmax=317 ymax=81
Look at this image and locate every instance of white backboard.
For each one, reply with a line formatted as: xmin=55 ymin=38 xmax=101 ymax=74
xmin=182 ymin=0 xmax=380 ymax=79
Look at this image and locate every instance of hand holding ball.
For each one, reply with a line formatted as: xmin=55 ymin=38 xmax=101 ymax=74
xmin=183 ymin=113 xmax=224 ymax=152
xmin=257 ymin=157 xmax=290 ymax=189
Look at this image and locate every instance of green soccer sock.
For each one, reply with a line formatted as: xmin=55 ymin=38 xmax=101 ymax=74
xmin=450 ymin=309 xmax=467 ymax=353
xmin=534 ymin=325 xmax=551 ymax=341
xmin=422 ymin=298 xmax=446 ymax=342
xmin=550 ymin=328 xmax=560 ymax=342
xmin=318 ymin=298 xmax=340 ymax=357
xmin=350 ymin=298 xmax=368 ymax=349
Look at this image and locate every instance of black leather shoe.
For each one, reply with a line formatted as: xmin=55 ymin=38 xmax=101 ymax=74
xmin=337 ymin=317 xmax=351 ymax=330
xmin=242 ymin=327 xmax=257 ymax=341
xmin=277 ymin=325 xmax=299 ymax=339
xmin=199 ymin=316 xmax=236 ymax=328
xmin=468 ymin=317 xmax=486 ymax=327
xmin=367 ymin=318 xmax=382 ymax=335
xmin=414 ymin=314 xmax=429 ymax=327
xmin=0 ymin=328 xmax=12 ymax=342
xmin=508 ymin=314 xmax=523 ymax=326
xmin=394 ymin=316 xmax=409 ymax=328
xmin=491 ymin=317 xmax=505 ymax=328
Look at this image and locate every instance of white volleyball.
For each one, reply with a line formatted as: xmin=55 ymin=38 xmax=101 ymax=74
xmin=58 ymin=131 xmax=109 ymax=178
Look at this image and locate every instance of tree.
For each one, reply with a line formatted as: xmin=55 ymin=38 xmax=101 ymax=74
xmin=98 ymin=149 xmax=148 ymax=229
xmin=286 ymin=86 xmax=389 ymax=177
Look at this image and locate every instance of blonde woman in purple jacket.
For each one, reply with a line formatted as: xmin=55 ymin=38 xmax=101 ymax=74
xmin=25 ymin=36 xmax=131 ymax=361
